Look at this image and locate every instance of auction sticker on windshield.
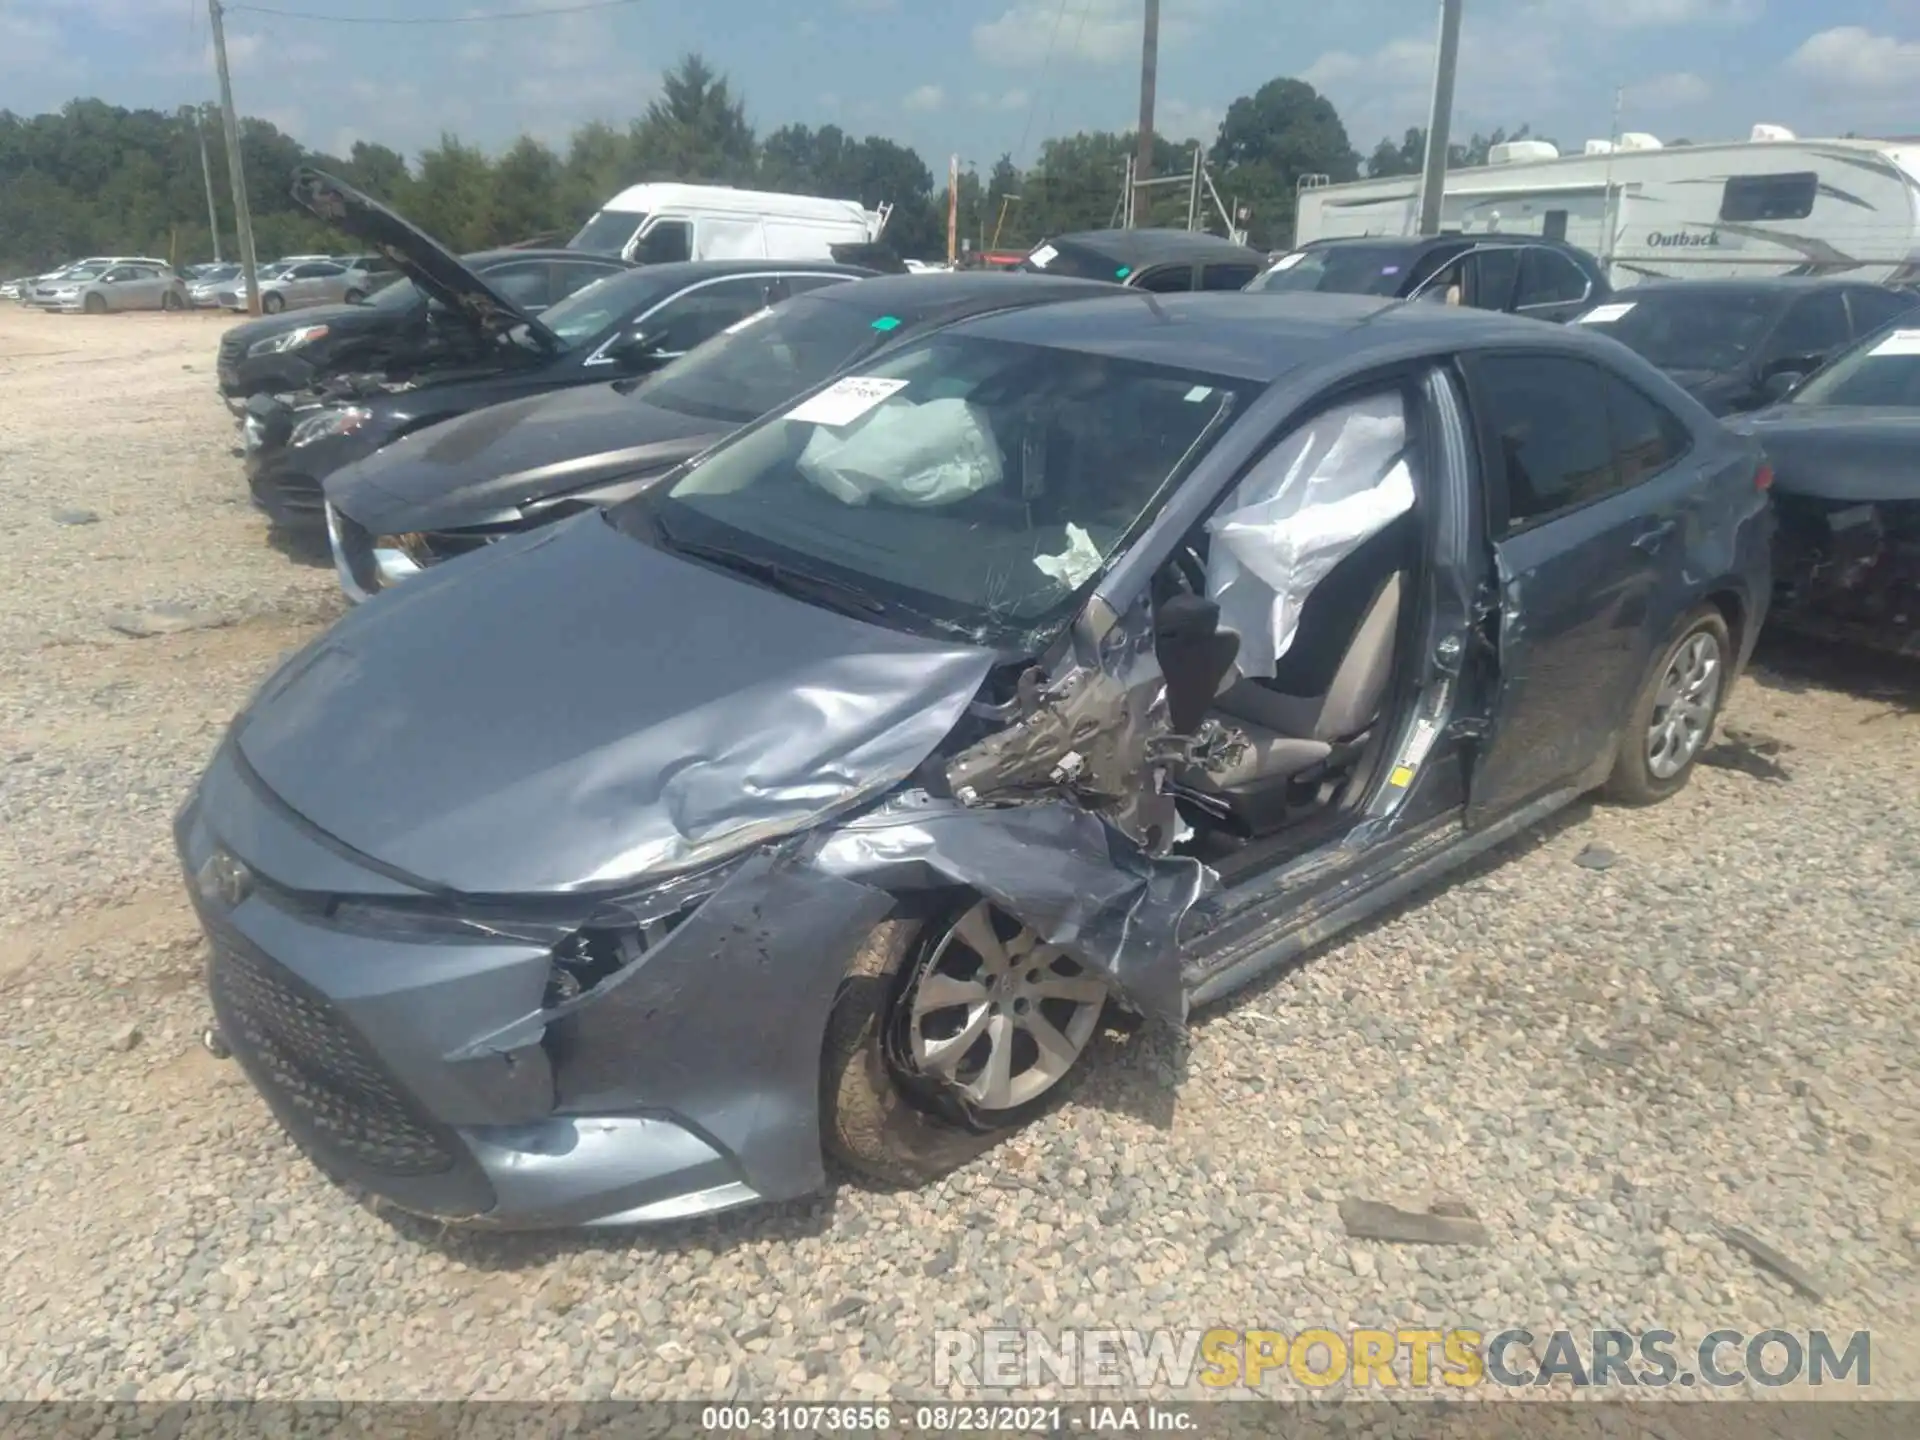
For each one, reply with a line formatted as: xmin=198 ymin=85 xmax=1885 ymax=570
xmin=1267 ymin=252 xmax=1306 ymax=271
xmin=1027 ymin=243 xmax=1059 ymax=269
xmin=722 ymin=307 xmax=773 ymax=335
xmin=1869 ymin=328 xmax=1920 ymax=356
xmin=1577 ymin=302 xmax=1636 ymax=324
xmin=785 ymin=376 xmax=911 ymax=427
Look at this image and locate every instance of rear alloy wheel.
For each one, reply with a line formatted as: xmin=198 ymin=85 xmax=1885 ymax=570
xmin=83 ymin=293 xmax=106 ymax=315
xmin=262 ymin=292 xmax=285 ymax=314
xmin=1602 ymin=605 xmax=1730 ymax=805
xmin=822 ymin=899 xmax=1107 ymax=1187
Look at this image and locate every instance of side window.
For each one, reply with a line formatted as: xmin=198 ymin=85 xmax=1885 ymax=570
xmin=646 ymin=276 xmax=782 ymax=353
xmin=101 ymin=267 xmax=133 ymax=282
xmin=1604 ymin=373 xmax=1692 ymax=488
xmin=549 ymin=263 xmax=613 ymax=304
xmin=1202 ymin=262 xmax=1260 ymax=291
xmin=485 ymin=263 xmax=553 ymax=309
xmin=636 ymin=220 xmax=693 ymax=265
xmin=1134 ymin=265 xmax=1196 ymax=293
xmin=1769 ymin=291 xmax=1850 ymax=361
xmin=303 ymin=263 xmax=345 ymax=279
xmin=1467 ymin=247 xmax=1521 ymax=311
xmin=1846 ymin=286 xmax=1920 ymax=339
xmin=1471 ymin=354 xmax=1619 ymax=533
xmin=1720 ymin=172 xmax=1817 ymax=223
xmin=1514 ymin=249 xmax=1590 ymax=308
xmin=782 ymin=273 xmax=855 ymax=297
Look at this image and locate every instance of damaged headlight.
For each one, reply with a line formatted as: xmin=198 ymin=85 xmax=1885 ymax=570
xmin=248 ymin=324 xmax=331 ymax=357
xmin=288 ymin=405 xmax=373 ymax=448
xmin=371 ymin=532 xmax=434 ymax=586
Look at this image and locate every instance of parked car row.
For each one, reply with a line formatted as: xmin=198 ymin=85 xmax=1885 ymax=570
xmin=172 ymin=168 xmax=1824 ymax=1235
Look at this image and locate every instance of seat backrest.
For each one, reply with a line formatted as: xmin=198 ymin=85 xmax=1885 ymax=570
xmin=1310 ymin=571 xmax=1403 ymax=739
xmin=1267 ymin=515 xmax=1416 ymax=698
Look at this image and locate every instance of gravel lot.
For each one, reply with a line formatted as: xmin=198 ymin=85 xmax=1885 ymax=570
xmin=0 ymin=303 xmax=1916 ymax=1404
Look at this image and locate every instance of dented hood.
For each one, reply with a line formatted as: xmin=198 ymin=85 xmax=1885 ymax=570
xmin=290 ymin=166 xmax=560 ymax=355
xmin=324 ymin=384 xmax=722 ymax=534
xmin=232 ymin=513 xmax=995 ymax=895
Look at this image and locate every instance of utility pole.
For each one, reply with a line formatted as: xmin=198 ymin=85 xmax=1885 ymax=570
xmin=195 ymin=104 xmax=223 ymax=263
xmin=208 ymin=0 xmax=261 ymax=314
xmin=946 ymin=154 xmax=960 ymax=267
xmin=1414 ymin=0 xmax=1464 ymax=236
xmin=1133 ymin=0 xmax=1159 ymax=226
xmin=1186 ymin=143 xmax=1202 ymax=231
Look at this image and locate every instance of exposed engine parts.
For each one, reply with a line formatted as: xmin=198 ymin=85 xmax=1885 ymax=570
xmin=1773 ymin=495 xmax=1920 ymax=654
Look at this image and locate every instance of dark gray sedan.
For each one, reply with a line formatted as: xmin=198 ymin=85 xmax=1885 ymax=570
xmin=178 ymin=291 xmax=1772 ymax=1228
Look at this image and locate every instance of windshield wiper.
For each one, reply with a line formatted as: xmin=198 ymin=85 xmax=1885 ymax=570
xmin=653 ymin=523 xmax=887 ymax=616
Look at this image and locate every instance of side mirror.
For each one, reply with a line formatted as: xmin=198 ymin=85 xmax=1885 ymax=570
xmin=1154 ymin=593 xmax=1240 ymax=737
xmin=1763 ymin=368 xmax=1807 ymax=401
xmin=608 ymin=328 xmax=668 ymax=368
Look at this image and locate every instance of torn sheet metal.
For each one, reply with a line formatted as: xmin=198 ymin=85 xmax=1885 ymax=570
xmin=1206 ymin=390 xmax=1416 ymax=678
xmin=231 ymin=513 xmax=997 ymax=894
xmin=942 ymin=592 xmax=1186 ymax=853
xmin=811 ymin=791 xmax=1212 ymax=1024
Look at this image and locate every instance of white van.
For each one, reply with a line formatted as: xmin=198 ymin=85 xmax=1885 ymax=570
xmin=568 ymin=183 xmax=890 ymax=265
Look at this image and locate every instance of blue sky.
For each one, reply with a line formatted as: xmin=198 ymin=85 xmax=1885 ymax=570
xmin=4 ymin=1 xmax=1917 ymax=175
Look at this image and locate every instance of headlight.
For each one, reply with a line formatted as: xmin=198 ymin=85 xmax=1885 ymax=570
xmin=248 ymin=324 xmax=330 ymax=357
xmin=194 ymin=849 xmax=253 ymax=911
xmin=371 ymin=532 xmax=433 ymax=587
xmin=288 ymin=405 xmax=374 ymax=448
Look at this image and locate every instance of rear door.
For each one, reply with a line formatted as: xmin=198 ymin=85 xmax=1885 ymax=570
xmin=636 ymin=274 xmax=789 ymax=360
xmin=1843 ymin=285 xmax=1920 ymax=342
xmin=1201 ymin=261 xmax=1261 ymax=291
xmin=1512 ymin=247 xmax=1595 ymax=322
xmin=1460 ymin=350 xmax=1696 ymax=823
xmin=1759 ymin=288 xmax=1851 ymax=379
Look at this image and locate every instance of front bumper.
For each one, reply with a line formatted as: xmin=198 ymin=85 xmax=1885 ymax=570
xmin=326 ymin=502 xmax=498 ymax=603
xmin=243 ymin=420 xmax=378 ymax=533
xmin=175 ymin=746 xmax=893 ymax=1227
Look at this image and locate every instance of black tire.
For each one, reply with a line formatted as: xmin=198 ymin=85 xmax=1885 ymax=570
xmin=83 ymin=292 xmax=106 ymax=315
xmin=262 ymin=292 xmax=285 ymax=314
xmin=821 ymin=905 xmax=1102 ymax=1188
xmin=1601 ymin=604 xmax=1731 ymax=806
xmin=161 ymin=290 xmax=182 ymax=311
xmin=343 ymin=289 xmax=365 ymax=305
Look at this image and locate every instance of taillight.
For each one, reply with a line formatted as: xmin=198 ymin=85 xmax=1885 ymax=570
xmin=1754 ymin=461 xmax=1773 ymax=492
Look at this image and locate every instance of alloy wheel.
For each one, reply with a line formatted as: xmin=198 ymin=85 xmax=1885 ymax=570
xmin=905 ymin=900 xmax=1105 ymax=1114
xmin=1646 ymin=629 xmax=1722 ymax=779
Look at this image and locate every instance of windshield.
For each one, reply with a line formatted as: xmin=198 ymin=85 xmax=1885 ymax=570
xmin=570 ymin=209 xmax=645 ymax=255
xmin=195 ymin=264 xmax=240 ymax=284
xmin=1574 ymin=290 xmax=1779 ymax=372
xmin=631 ymin=292 xmax=889 ymax=424
xmin=1792 ymin=327 xmax=1920 ymax=406
xmin=614 ymin=333 xmax=1249 ymax=646
xmin=258 ymin=262 xmax=293 ymax=281
xmin=1248 ymin=245 xmax=1420 ymax=296
xmin=538 ymin=268 xmax=687 ymax=349
xmin=61 ymin=265 xmax=108 ymax=282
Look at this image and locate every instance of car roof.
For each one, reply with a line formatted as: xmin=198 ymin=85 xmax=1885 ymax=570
xmin=581 ymin=258 xmax=873 ymax=282
xmin=463 ymin=247 xmax=633 ymax=267
xmin=1040 ymin=228 xmax=1268 ymax=267
xmin=1605 ymin=276 xmax=1890 ymax=298
xmin=1302 ymin=233 xmax=1590 ymax=257
xmin=806 ymin=271 xmax=1116 ymax=323
xmin=949 ymin=290 xmax=1613 ymax=383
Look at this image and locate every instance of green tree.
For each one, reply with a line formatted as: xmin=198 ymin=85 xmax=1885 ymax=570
xmin=411 ymin=134 xmax=496 ymax=251
xmin=632 ymin=53 xmax=756 ymax=183
xmin=491 ymin=135 xmax=565 ymax=244
xmin=1209 ymin=77 xmax=1358 ymax=248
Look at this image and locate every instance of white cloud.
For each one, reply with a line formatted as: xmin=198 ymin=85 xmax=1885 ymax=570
xmin=840 ymin=0 xmax=898 ymax=10
xmin=1623 ymin=70 xmax=1711 ymax=111
xmin=1302 ymin=21 xmax=1563 ymax=146
xmin=1786 ymin=26 xmax=1920 ymax=96
xmin=969 ymin=89 xmax=1031 ymax=113
xmin=902 ymin=84 xmax=945 ymax=112
xmin=1157 ymin=99 xmax=1223 ymax=145
xmin=973 ymin=0 xmax=1223 ymax=70
xmin=1569 ymin=0 xmax=1760 ymax=26
xmin=0 ymin=14 xmax=60 ymax=75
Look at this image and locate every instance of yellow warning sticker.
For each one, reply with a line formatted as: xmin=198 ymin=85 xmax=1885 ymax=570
xmin=1389 ymin=765 xmax=1416 ymax=788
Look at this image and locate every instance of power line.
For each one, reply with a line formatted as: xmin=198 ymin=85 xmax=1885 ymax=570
xmin=1011 ymin=0 xmax=1076 ymax=168
xmin=224 ymin=0 xmax=645 ymax=23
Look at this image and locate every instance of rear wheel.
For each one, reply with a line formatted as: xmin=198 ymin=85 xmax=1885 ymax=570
xmin=822 ymin=899 xmax=1108 ymax=1187
xmin=262 ymin=292 xmax=285 ymax=314
xmin=161 ymin=290 xmax=182 ymax=311
xmin=1601 ymin=605 xmax=1730 ymax=805
xmin=343 ymin=289 xmax=366 ymax=305
xmin=83 ymin=292 xmax=106 ymax=315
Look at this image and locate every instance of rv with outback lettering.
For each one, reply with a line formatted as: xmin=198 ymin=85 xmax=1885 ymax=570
xmin=1295 ymin=125 xmax=1920 ymax=289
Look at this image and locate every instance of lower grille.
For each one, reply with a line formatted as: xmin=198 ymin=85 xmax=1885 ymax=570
xmin=253 ymin=470 xmax=325 ymax=521
xmin=208 ymin=932 xmax=463 ymax=1180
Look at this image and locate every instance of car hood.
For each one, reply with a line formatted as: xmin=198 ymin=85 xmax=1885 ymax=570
xmin=223 ymin=300 xmax=401 ymax=349
xmin=290 ymin=166 xmax=559 ymax=355
xmin=1733 ymin=405 xmax=1920 ymax=503
xmin=229 ymin=513 xmax=996 ymax=894
xmin=324 ymin=384 xmax=724 ymax=533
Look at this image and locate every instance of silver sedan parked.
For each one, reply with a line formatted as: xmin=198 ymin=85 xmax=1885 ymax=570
xmin=240 ymin=259 xmax=381 ymax=314
xmin=42 ymin=262 xmax=189 ymax=314
xmin=187 ymin=264 xmax=243 ymax=308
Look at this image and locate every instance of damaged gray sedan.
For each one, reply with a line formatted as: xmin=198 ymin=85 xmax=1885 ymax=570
xmin=177 ymin=291 xmax=1772 ymax=1228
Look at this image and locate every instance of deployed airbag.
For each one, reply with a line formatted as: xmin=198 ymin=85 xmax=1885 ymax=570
xmin=798 ymin=397 xmax=1003 ymax=507
xmin=1206 ymin=392 xmax=1415 ymax=678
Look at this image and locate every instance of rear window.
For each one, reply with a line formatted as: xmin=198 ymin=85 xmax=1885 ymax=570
xmin=1574 ymin=289 xmax=1780 ymax=373
xmin=570 ymin=209 xmax=646 ymax=255
xmin=1248 ymin=245 xmax=1424 ymax=297
xmin=1020 ymin=240 xmax=1132 ymax=283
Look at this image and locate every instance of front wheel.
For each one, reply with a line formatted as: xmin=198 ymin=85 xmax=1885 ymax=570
xmin=1601 ymin=605 xmax=1730 ymax=805
xmin=160 ymin=290 xmax=182 ymax=311
xmin=261 ymin=292 xmax=285 ymax=314
xmin=821 ymin=899 xmax=1109 ymax=1187
xmin=83 ymin=292 xmax=106 ymax=315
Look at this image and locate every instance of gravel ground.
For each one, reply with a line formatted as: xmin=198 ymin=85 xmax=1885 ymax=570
xmin=0 ymin=304 xmax=1916 ymax=1405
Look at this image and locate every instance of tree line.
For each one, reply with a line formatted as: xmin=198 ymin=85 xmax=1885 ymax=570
xmin=0 ymin=53 xmax=1541 ymax=276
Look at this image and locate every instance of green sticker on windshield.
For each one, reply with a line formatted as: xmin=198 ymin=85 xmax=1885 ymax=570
xmin=1115 ymin=266 xmax=1132 ymax=279
xmin=871 ymin=315 xmax=901 ymax=331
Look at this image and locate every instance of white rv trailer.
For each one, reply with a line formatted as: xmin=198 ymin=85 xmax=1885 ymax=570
xmin=1295 ymin=125 xmax=1920 ymax=288
xmin=568 ymin=183 xmax=891 ymax=265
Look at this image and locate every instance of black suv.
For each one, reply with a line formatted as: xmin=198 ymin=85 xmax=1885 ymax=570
xmin=1251 ymin=234 xmax=1611 ymax=323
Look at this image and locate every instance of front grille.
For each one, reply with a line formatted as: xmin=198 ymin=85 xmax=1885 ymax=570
xmin=260 ymin=471 xmax=325 ymax=518
xmin=208 ymin=931 xmax=464 ymax=1180
xmin=218 ymin=333 xmax=245 ymax=367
